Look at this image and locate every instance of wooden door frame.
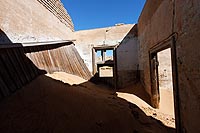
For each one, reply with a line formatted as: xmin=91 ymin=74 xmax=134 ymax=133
xmin=149 ymin=38 xmax=181 ymax=132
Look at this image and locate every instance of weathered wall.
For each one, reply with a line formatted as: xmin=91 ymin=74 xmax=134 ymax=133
xmin=37 ymin=0 xmax=74 ymax=31
xmin=73 ymin=24 xmax=134 ymax=72
xmin=138 ymin=0 xmax=173 ymax=96
xmin=175 ymin=0 xmax=200 ymax=132
xmin=0 ymin=0 xmax=73 ymax=43
xmin=116 ymin=25 xmax=139 ymax=88
xmin=138 ymin=0 xmax=200 ymax=132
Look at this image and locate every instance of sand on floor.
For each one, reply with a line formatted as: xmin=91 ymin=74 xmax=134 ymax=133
xmin=117 ymin=85 xmax=175 ymax=128
xmin=0 ymin=72 xmax=175 ymax=133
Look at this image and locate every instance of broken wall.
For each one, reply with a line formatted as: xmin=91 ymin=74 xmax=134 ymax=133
xmin=116 ymin=25 xmax=139 ymax=88
xmin=0 ymin=0 xmax=73 ymax=43
xmin=138 ymin=0 xmax=200 ymax=132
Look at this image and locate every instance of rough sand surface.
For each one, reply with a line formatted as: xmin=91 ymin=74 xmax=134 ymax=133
xmin=46 ymin=72 xmax=87 ymax=85
xmin=117 ymin=84 xmax=175 ymax=128
xmin=0 ymin=72 xmax=175 ymax=133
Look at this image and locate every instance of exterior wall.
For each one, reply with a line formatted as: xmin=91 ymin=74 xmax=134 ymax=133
xmin=138 ymin=0 xmax=200 ymax=132
xmin=116 ymin=25 xmax=139 ymax=88
xmin=73 ymin=24 xmax=134 ymax=72
xmin=37 ymin=0 xmax=74 ymax=31
xmin=0 ymin=0 xmax=73 ymax=43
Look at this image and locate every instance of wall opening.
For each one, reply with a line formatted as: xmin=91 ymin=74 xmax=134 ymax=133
xmin=92 ymin=47 xmax=115 ymax=77
xmin=92 ymin=46 xmax=117 ymax=88
xmin=150 ymin=44 xmax=176 ymax=128
xmin=157 ymin=48 xmax=175 ymax=118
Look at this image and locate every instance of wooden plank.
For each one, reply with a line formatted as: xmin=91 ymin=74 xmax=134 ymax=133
xmin=72 ymin=46 xmax=91 ymax=79
xmin=0 ymin=53 xmax=17 ymax=92
xmin=65 ymin=45 xmax=76 ymax=75
xmin=7 ymin=49 xmax=24 ymax=88
xmin=5 ymin=49 xmax=22 ymax=89
xmin=0 ymin=75 xmax=10 ymax=97
xmin=17 ymin=48 xmax=32 ymax=83
xmin=12 ymin=48 xmax=27 ymax=84
xmin=26 ymin=46 xmax=44 ymax=77
xmin=26 ymin=47 xmax=42 ymax=78
xmin=61 ymin=46 xmax=73 ymax=74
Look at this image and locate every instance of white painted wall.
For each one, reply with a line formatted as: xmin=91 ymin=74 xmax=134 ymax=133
xmin=117 ymin=35 xmax=138 ymax=71
xmin=73 ymin=24 xmax=134 ymax=72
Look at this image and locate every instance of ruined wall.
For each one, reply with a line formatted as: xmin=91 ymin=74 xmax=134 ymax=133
xmin=0 ymin=0 xmax=73 ymax=43
xmin=73 ymin=24 xmax=134 ymax=72
xmin=116 ymin=25 xmax=139 ymax=88
xmin=138 ymin=0 xmax=200 ymax=132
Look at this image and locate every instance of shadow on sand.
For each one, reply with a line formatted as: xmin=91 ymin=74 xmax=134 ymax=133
xmin=0 ymin=74 xmax=175 ymax=133
xmin=0 ymin=30 xmax=175 ymax=133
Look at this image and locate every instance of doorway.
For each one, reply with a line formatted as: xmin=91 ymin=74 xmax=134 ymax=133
xmin=150 ymin=44 xmax=176 ymax=127
xmin=157 ymin=48 xmax=175 ymax=117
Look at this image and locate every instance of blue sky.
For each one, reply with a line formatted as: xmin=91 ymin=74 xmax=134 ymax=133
xmin=62 ymin=0 xmax=146 ymax=31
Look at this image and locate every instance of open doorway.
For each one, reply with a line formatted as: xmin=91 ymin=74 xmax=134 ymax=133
xmin=157 ymin=48 xmax=175 ymax=117
xmin=92 ymin=47 xmax=115 ymax=77
xmin=150 ymin=45 xmax=176 ymax=128
xmin=92 ymin=46 xmax=117 ymax=88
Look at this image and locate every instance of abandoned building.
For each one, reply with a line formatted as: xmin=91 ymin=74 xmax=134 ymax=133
xmin=0 ymin=0 xmax=199 ymax=133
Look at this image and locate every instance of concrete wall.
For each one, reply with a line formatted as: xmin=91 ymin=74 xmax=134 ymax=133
xmin=138 ymin=0 xmax=200 ymax=132
xmin=116 ymin=25 xmax=139 ymax=88
xmin=138 ymin=0 xmax=173 ymax=96
xmin=0 ymin=0 xmax=73 ymax=43
xmin=73 ymin=24 xmax=134 ymax=72
xmin=175 ymin=0 xmax=200 ymax=132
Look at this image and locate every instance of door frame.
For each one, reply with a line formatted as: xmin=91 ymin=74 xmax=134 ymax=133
xmin=149 ymin=38 xmax=181 ymax=131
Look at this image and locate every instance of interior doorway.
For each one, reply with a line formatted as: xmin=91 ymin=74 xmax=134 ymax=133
xmin=157 ymin=48 xmax=175 ymax=117
xmin=150 ymin=44 xmax=176 ymax=128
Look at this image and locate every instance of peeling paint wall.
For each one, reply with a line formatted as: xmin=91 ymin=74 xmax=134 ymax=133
xmin=138 ymin=0 xmax=200 ymax=132
xmin=0 ymin=0 xmax=73 ymax=43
